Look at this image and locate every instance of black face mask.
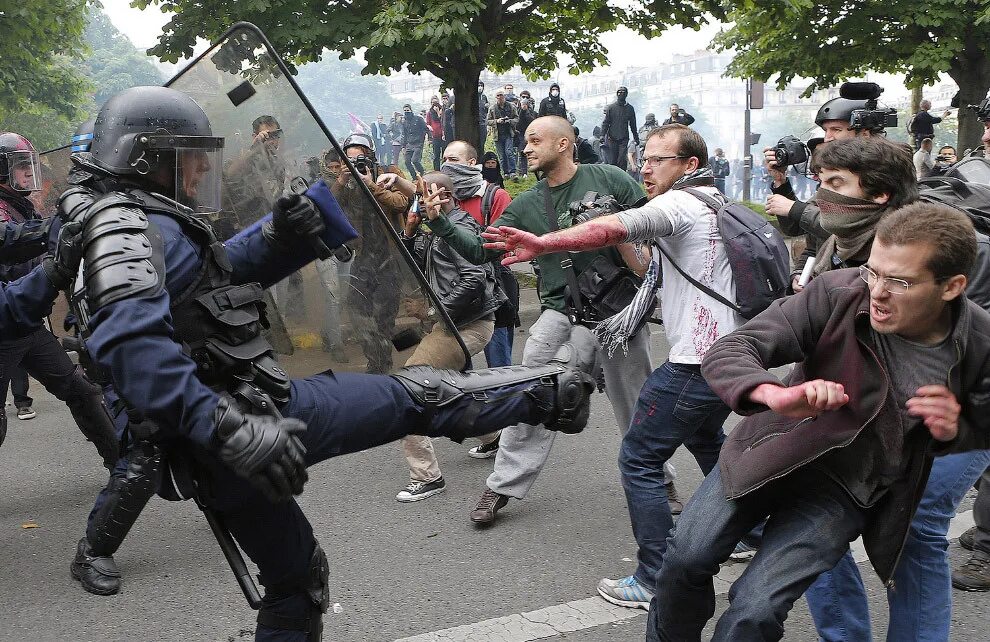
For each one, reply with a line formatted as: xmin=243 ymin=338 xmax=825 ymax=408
xmin=617 ymin=92 xmax=627 ymax=104
xmin=404 ymin=111 xmax=413 ymax=120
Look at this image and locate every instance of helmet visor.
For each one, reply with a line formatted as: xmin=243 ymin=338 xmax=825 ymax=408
xmin=175 ymin=146 xmax=224 ymax=214
xmin=5 ymin=150 xmax=42 ymax=192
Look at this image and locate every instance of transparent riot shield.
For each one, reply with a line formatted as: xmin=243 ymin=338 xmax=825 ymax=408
xmin=46 ymin=23 xmax=470 ymax=375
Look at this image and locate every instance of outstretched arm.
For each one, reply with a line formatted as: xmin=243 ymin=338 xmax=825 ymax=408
xmin=482 ymin=214 xmax=629 ymax=266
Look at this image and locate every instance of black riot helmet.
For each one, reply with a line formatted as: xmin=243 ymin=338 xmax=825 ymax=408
xmin=814 ymin=97 xmax=869 ymax=127
xmin=88 ymin=86 xmax=225 ymax=213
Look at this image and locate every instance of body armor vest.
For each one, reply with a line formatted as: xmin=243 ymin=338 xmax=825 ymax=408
xmin=68 ymin=187 xmax=290 ymax=414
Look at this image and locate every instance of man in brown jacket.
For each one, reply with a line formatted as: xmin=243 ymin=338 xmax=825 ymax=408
xmin=648 ymin=203 xmax=990 ymax=641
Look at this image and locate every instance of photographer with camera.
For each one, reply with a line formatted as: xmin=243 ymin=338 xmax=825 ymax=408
xmin=483 ymin=123 xmax=749 ymax=609
xmin=422 ymin=116 xmax=658 ymax=527
xmin=488 ymin=90 xmax=520 ymax=180
xmin=765 ymin=83 xmax=895 ymax=292
xmin=323 ymin=133 xmax=410 ymax=374
xmin=662 ymin=104 xmax=695 ymax=127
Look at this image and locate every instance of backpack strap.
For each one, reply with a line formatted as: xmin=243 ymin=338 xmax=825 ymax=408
xmin=481 ymin=182 xmax=499 ymax=226
xmin=656 ymin=187 xmax=742 ymax=314
xmin=542 ymin=181 xmax=586 ymax=319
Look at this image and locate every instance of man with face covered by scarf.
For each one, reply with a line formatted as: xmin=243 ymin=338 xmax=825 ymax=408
xmin=602 ymin=87 xmax=640 ymax=170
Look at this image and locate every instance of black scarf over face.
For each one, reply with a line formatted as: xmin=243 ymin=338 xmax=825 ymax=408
xmin=481 ymin=151 xmax=504 ymax=187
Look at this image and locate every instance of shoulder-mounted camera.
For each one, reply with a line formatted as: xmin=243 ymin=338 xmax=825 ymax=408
xmin=840 ymin=82 xmax=897 ymax=131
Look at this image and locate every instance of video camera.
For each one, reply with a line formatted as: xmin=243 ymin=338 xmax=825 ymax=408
xmin=967 ymin=98 xmax=990 ymax=122
xmin=840 ymin=82 xmax=897 ymax=131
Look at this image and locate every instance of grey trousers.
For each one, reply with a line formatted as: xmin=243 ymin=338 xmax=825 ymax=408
xmin=974 ymin=466 xmax=990 ymax=555
xmin=487 ymin=309 xmax=658 ymax=498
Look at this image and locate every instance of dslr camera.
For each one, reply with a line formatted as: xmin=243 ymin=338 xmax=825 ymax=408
xmin=772 ymin=135 xmax=809 ymax=167
xmin=840 ymin=82 xmax=897 ymax=131
xmin=351 ymin=154 xmax=374 ymax=175
xmin=568 ymin=191 xmax=626 ymax=226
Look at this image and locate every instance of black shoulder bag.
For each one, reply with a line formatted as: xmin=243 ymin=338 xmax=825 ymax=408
xmin=542 ymin=182 xmax=648 ymax=325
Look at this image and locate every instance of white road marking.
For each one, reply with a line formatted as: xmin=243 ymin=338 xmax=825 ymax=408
xmin=395 ymin=510 xmax=974 ymax=642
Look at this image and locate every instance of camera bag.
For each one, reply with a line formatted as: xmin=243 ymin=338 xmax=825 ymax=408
xmin=541 ymin=182 xmax=651 ymax=324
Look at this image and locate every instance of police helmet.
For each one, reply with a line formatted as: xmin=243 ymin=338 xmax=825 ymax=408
xmin=0 ymin=132 xmax=42 ymax=192
xmin=814 ymin=97 xmax=869 ymax=127
xmin=89 ymin=86 xmax=225 ymax=213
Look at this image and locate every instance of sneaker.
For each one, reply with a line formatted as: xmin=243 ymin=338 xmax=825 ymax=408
xmin=16 ymin=406 xmax=36 ymax=420
xmin=952 ymin=551 xmax=990 ymax=591
xmin=468 ymin=433 xmax=501 ymax=459
xmin=729 ymin=540 xmax=759 ymax=562
xmin=960 ymin=525 xmax=976 ymax=551
xmin=470 ymin=488 xmax=509 ymax=525
xmin=597 ymin=575 xmax=654 ymax=610
xmin=396 ymin=477 xmax=446 ymax=503
xmin=665 ymin=481 xmax=683 ymax=516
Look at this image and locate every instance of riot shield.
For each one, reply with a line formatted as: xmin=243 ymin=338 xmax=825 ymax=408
xmin=46 ymin=23 xmax=470 ymax=375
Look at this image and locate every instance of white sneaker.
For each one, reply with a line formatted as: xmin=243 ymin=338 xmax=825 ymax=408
xmin=396 ymin=477 xmax=446 ymax=503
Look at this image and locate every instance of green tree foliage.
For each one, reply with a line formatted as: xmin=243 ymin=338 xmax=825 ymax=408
xmin=1 ymin=5 xmax=165 ymax=151
xmin=0 ymin=0 xmax=90 ymax=120
xmin=714 ymin=0 xmax=990 ymax=151
xmin=83 ymin=9 xmax=165 ymax=107
xmin=134 ymin=0 xmax=717 ymax=150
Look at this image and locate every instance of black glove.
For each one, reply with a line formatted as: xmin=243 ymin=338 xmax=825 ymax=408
xmin=262 ymin=193 xmax=326 ymax=250
xmin=211 ymin=397 xmax=309 ymax=502
xmin=42 ymin=220 xmax=83 ymax=290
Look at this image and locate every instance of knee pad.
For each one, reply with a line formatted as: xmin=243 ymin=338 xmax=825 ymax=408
xmin=257 ymin=542 xmax=329 ymax=641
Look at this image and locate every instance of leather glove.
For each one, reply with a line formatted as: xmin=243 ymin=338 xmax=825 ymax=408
xmin=211 ymin=397 xmax=309 ymax=502
xmin=42 ymin=220 xmax=83 ymax=290
xmin=262 ymin=193 xmax=326 ymax=250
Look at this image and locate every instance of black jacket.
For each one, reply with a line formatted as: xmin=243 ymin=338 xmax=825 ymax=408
xmin=602 ymin=101 xmax=638 ymax=143
xmin=663 ymin=111 xmax=695 ymax=126
xmin=539 ymin=95 xmax=568 ymax=118
xmin=400 ymin=115 xmax=428 ymax=147
xmin=910 ymin=111 xmax=942 ymax=139
xmin=404 ymin=208 xmax=507 ymax=327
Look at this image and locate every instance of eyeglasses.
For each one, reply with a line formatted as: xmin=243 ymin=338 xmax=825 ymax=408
xmin=858 ymin=265 xmax=944 ymax=295
xmin=643 ymin=154 xmax=688 ymax=168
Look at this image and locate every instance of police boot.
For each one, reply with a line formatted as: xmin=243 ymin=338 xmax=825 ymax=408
xmin=391 ymin=329 xmax=599 ymax=439
xmin=70 ymin=537 xmax=121 ymax=596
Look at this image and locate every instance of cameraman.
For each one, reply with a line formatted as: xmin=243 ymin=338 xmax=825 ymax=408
xmin=763 ymin=96 xmax=879 ymax=292
xmin=323 ymin=134 xmax=410 ymax=374
xmin=932 ymin=144 xmax=957 ymax=176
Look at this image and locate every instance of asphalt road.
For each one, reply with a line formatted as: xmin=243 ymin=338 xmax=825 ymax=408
xmin=0 ymin=290 xmax=986 ymax=641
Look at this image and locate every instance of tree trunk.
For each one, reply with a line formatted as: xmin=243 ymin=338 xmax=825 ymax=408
xmin=910 ymin=86 xmax=922 ymax=119
xmin=447 ymin=67 xmax=484 ymax=155
xmin=948 ymin=35 xmax=990 ymax=153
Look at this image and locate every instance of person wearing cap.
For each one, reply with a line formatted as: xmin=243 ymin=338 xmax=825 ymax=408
xmin=488 ymin=89 xmax=520 ymax=180
xmin=539 ymin=82 xmax=568 ymax=118
xmin=601 ymin=86 xmax=640 ymax=170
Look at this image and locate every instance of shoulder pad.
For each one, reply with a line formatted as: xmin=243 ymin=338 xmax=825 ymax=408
xmin=82 ymin=200 xmax=165 ymax=310
xmin=56 ymin=186 xmax=100 ymax=225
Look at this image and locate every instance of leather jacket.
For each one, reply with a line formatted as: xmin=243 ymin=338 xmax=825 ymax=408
xmin=404 ymin=207 xmax=506 ymax=327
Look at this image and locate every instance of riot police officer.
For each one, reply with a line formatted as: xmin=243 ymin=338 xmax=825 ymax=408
xmin=0 ymin=132 xmax=118 ymax=461
xmin=65 ymin=86 xmax=595 ymax=642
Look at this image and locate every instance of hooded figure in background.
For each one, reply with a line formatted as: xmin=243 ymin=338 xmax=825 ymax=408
xmin=539 ymin=82 xmax=568 ymax=118
xmin=481 ymin=151 xmax=504 ymax=188
xmin=601 ymin=86 xmax=639 ymax=170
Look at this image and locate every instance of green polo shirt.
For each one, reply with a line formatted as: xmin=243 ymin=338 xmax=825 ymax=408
xmin=429 ymin=163 xmax=645 ymax=313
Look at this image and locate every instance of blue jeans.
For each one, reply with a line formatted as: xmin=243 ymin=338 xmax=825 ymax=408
xmin=621 ymin=361 xmax=729 ymax=590
xmin=495 ymin=136 xmax=517 ymax=175
xmin=484 ymin=325 xmax=514 ymax=367
xmin=806 ymin=449 xmax=990 ymax=642
xmin=649 ymin=465 xmax=867 ymax=642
